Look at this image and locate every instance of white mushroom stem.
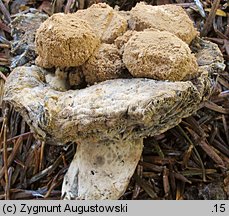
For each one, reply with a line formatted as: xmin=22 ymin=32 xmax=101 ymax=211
xmin=62 ymin=138 xmax=143 ymax=199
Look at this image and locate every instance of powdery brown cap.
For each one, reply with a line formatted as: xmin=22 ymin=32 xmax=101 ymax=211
xmin=82 ymin=43 xmax=123 ymax=85
xmin=129 ymin=2 xmax=198 ymax=44
xmin=123 ymin=30 xmax=199 ymax=81
xmin=35 ymin=13 xmax=100 ymax=68
xmin=74 ymin=3 xmax=127 ymax=43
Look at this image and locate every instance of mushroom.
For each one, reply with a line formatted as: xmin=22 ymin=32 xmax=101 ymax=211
xmin=128 ymin=2 xmax=198 ymax=44
xmin=123 ymin=30 xmax=199 ymax=81
xmin=3 ymin=63 xmax=213 ymax=199
xmin=35 ymin=13 xmax=100 ymax=68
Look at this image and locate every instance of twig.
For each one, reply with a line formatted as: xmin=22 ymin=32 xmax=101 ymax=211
xmin=222 ymin=115 xmax=229 ymax=146
xmin=6 ymin=167 xmax=14 ymax=200
xmin=3 ymin=119 xmax=9 ymax=199
xmin=133 ymin=174 xmax=157 ymax=199
xmin=28 ymin=154 xmax=64 ymax=185
xmin=0 ymin=132 xmax=33 ymax=146
xmin=0 ymin=57 xmax=8 ymax=62
xmin=44 ymin=167 xmax=68 ymax=198
xmin=0 ymin=21 xmax=10 ymax=33
xmin=0 ymin=136 xmax=23 ymax=180
xmin=39 ymin=141 xmax=45 ymax=172
xmin=0 ymin=117 xmax=5 ymax=149
xmin=174 ymin=172 xmax=192 ymax=184
xmin=204 ymin=101 xmax=229 ymax=114
xmin=177 ymin=125 xmax=206 ymax=181
xmin=0 ymin=44 xmax=10 ymax=49
xmin=0 ymin=71 xmax=6 ymax=81
xmin=200 ymin=0 xmax=221 ymax=37
xmin=0 ymin=36 xmax=10 ymax=45
xmin=0 ymin=0 xmax=11 ymax=23
xmin=163 ymin=166 xmax=170 ymax=197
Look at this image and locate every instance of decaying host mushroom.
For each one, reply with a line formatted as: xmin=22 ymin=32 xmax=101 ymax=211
xmin=123 ymin=30 xmax=199 ymax=81
xmin=191 ymin=37 xmax=225 ymax=74
xmin=82 ymin=43 xmax=124 ymax=85
xmin=128 ymin=2 xmax=198 ymax=44
xmin=4 ymin=65 xmax=212 ymax=199
xmin=35 ymin=13 xmax=100 ymax=68
xmin=4 ymin=3 xmax=225 ymax=200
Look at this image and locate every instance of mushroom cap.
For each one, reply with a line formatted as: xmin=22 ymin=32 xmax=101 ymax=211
xmin=82 ymin=43 xmax=123 ymax=85
xmin=74 ymin=3 xmax=127 ymax=43
xmin=129 ymin=2 xmax=198 ymax=44
xmin=123 ymin=30 xmax=199 ymax=81
xmin=3 ymin=66 xmax=211 ymax=145
xmin=35 ymin=13 xmax=100 ymax=68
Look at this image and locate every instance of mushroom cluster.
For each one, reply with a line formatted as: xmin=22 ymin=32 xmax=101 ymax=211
xmin=3 ymin=2 xmax=225 ymax=200
xmin=35 ymin=2 xmax=199 ymax=87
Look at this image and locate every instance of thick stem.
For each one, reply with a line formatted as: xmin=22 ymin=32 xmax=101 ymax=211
xmin=62 ymin=138 xmax=143 ymax=200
